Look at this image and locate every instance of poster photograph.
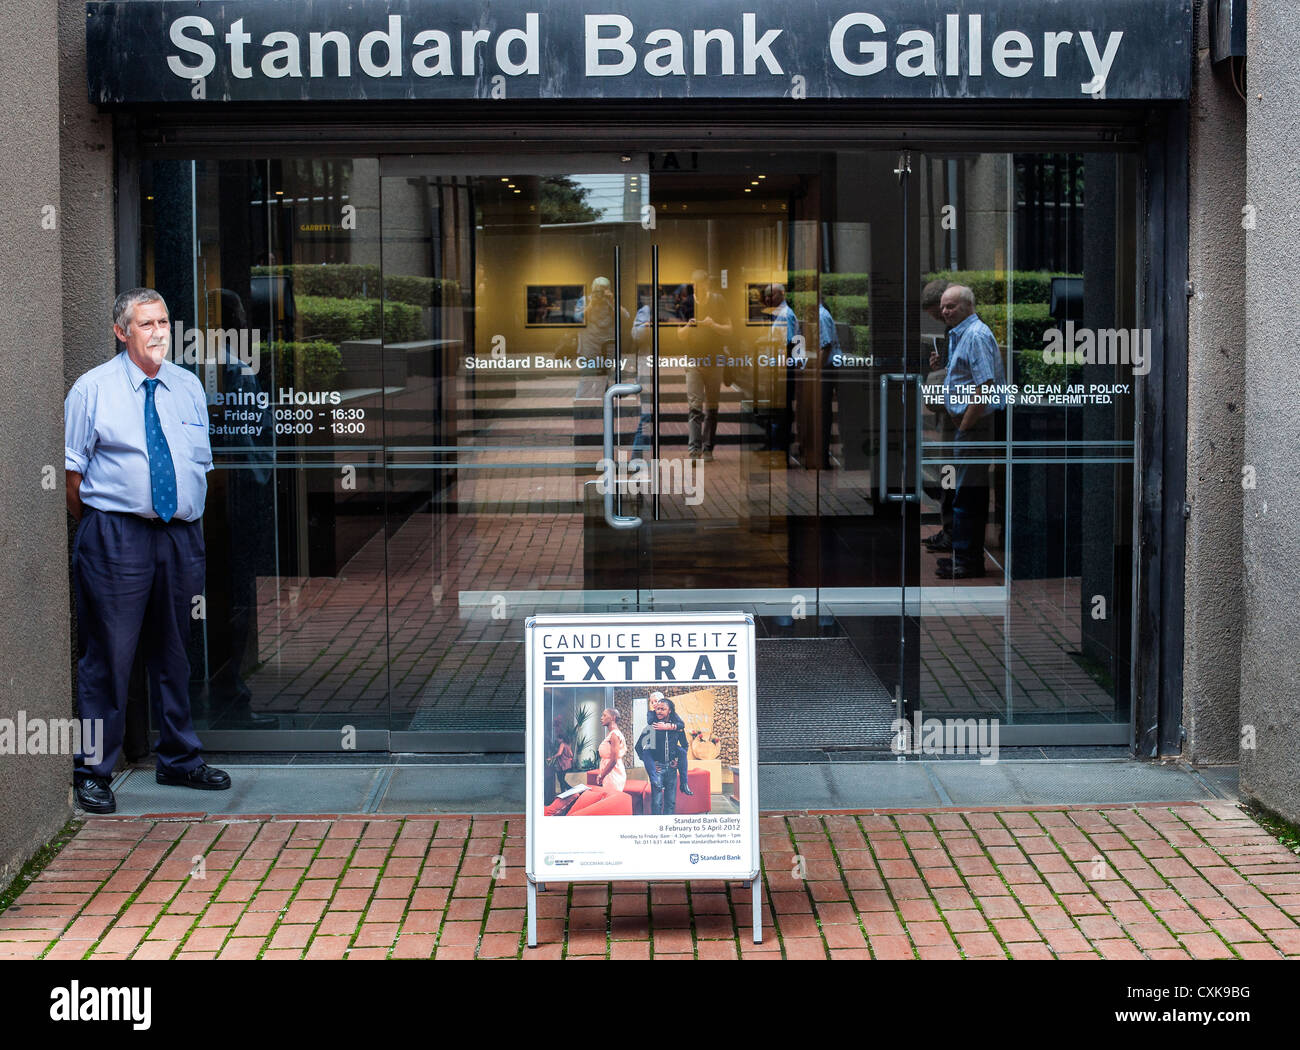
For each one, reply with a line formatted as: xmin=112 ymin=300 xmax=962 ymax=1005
xmin=526 ymin=612 xmax=758 ymax=884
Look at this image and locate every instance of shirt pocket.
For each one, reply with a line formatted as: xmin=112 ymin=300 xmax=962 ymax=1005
xmin=180 ymin=422 xmax=212 ymax=464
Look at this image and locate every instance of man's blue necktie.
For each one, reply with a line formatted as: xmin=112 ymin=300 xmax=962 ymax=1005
xmin=143 ymin=378 xmax=178 ymax=522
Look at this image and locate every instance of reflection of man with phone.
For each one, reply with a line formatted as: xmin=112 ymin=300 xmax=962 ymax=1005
xmin=677 ymin=270 xmax=732 ymax=461
xmin=938 ymin=284 xmax=1005 ymax=579
xmin=922 ymin=280 xmax=955 ymax=553
xmin=577 ymin=276 xmax=628 ymax=366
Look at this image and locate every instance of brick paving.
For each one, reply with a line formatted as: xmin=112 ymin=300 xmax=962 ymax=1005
xmin=2 ymin=801 xmax=1297 ymax=960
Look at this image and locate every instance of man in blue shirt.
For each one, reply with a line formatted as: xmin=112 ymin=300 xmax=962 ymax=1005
xmin=938 ymin=285 xmax=1006 ymax=578
xmin=64 ymin=288 xmax=230 ymax=813
xmin=762 ymin=283 xmax=800 ymax=456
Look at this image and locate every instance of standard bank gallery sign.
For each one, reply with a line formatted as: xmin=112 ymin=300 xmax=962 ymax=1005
xmin=87 ymin=0 xmax=1191 ymax=104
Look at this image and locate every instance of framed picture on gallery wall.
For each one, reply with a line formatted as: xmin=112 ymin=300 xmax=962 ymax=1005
xmin=746 ymin=283 xmax=772 ymax=325
xmin=636 ymin=283 xmax=693 ymax=325
xmin=525 ymin=284 xmax=585 ymax=326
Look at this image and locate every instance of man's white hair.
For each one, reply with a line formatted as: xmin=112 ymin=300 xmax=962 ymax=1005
xmin=946 ymin=284 xmax=976 ymax=310
xmin=113 ymin=287 xmax=167 ymax=331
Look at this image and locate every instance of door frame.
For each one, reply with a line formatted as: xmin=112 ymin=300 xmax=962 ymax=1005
xmin=118 ymin=105 xmax=1184 ymax=755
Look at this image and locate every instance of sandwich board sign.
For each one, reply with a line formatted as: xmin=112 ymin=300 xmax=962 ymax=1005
xmin=525 ymin=611 xmax=761 ymax=945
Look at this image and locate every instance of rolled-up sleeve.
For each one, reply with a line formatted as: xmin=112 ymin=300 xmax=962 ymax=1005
xmin=969 ymin=330 xmax=1002 ymax=387
xmin=64 ymin=384 xmax=93 ymax=474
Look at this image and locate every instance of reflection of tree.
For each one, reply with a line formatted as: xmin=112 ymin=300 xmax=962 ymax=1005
xmin=540 ymin=177 xmax=600 ymax=224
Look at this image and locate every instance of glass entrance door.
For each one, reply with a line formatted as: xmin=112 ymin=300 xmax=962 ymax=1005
xmin=608 ymin=153 xmax=913 ymax=755
xmin=138 ymin=142 xmax=1141 ymax=754
xmin=379 ymin=150 xmax=923 ymax=753
xmin=903 ymin=150 xmax=1138 ymax=748
xmin=378 ymin=146 xmax=1140 ymax=751
xmin=379 ymin=155 xmax=650 ymax=746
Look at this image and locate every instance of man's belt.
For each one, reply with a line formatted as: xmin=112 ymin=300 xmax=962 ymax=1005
xmin=127 ymin=512 xmax=195 ymax=527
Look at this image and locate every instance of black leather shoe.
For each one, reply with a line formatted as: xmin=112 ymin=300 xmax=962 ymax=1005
xmin=935 ymin=562 xmax=986 ymax=579
xmin=75 ymin=777 xmax=116 ymax=814
xmin=924 ymin=529 xmax=952 ymax=551
xmin=156 ymin=763 xmax=231 ymax=790
xmin=679 ymin=784 xmax=694 ymax=796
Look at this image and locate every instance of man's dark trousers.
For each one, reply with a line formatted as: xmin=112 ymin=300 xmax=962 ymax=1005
xmin=73 ymin=507 xmax=206 ymax=781
xmin=950 ymin=418 xmax=994 ymax=568
xmin=652 ymin=759 xmax=679 ymax=815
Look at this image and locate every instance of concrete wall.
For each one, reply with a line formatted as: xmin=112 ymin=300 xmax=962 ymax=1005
xmin=60 ymin=0 xmax=119 ymax=386
xmin=1239 ymin=0 xmax=1300 ymax=822
xmin=1183 ymin=0 xmax=1247 ymax=764
xmin=0 ymin=0 xmax=73 ymax=887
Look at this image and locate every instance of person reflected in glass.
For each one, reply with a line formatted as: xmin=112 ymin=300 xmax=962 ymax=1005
xmin=922 ymin=279 xmax=955 ymax=553
xmin=817 ymin=299 xmax=841 ymax=468
xmin=676 ymin=269 xmax=732 ymax=462
xmin=761 ymin=283 xmax=800 ymax=458
xmin=937 ymin=284 xmax=1006 ymax=579
xmin=576 ymin=276 xmax=629 ymax=372
xmin=629 ymin=297 xmax=655 ymax=452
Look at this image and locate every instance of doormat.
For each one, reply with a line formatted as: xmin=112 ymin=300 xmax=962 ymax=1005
xmin=756 ymin=637 xmax=896 ymax=750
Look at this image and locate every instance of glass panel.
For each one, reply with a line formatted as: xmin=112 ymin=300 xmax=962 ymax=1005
xmin=635 ymin=157 xmax=818 ymax=606
xmin=817 ymin=151 xmax=911 ymax=747
xmin=142 ymin=156 xmax=387 ymax=735
xmin=381 ymin=164 xmax=646 ymax=736
xmin=911 ymin=151 xmax=1137 ymax=735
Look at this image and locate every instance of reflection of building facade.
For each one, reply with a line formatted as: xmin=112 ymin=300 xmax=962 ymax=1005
xmin=3 ymin=0 xmax=1296 ymax=877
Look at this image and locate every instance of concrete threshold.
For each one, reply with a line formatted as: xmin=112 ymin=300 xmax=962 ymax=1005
xmin=102 ymin=759 xmax=1240 ymax=817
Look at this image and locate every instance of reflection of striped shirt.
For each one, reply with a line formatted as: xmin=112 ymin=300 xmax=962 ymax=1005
xmin=769 ymin=302 xmax=797 ymax=348
xmin=819 ymin=303 xmax=840 ymax=352
xmin=943 ymin=312 xmax=1006 ymax=417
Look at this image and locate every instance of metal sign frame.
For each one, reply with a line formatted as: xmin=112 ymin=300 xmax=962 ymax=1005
xmin=524 ymin=610 xmax=761 ymax=946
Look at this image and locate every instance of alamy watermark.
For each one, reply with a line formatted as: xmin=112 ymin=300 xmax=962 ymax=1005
xmin=1042 ymin=322 xmax=1150 ymax=376
xmin=890 ymin=712 xmax=1000 ymax=764
xmin=596 ymin=452 xmax=703 ymax=505
xmin=164 ymin=321 xmax=262 ymax=374
xmin=0 ymin=713 xmax=104 ymax=765
xmin=50 ymin=982 xmax=151 ymax=1030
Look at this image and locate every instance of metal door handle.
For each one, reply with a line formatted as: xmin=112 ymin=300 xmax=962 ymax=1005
xmin=878 ymin=373 xmax=922 ymax=502
xmin=603 ymin=382 xmax=642 ymax=529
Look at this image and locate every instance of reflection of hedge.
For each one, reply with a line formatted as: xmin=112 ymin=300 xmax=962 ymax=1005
xmin=822 ymin=273 xmax=870 ymax=296
xmin=1012 ymin=348 xmax=1084 ymax=387
xmin=786 ymin=271 xmax=869 ymax=297
xmin=978 ymin=302 xmax=1056 ymax=349
xmin=251 ymin=264 xmax=460 ymax=307
xmin=268 ymin=340 xmax=342 ymax=390
xmin=787 ymin=292 xmax=870 ymax=328
xmin=294 ymin=295 xmax=424 ymax=343
xmin=764 ymin=270 xmax=1078 ymax=304
xmin=923 ymin=269 xmax=1078 ymax=306
xmin=825 ymin=294 xmax=869 ymax=326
